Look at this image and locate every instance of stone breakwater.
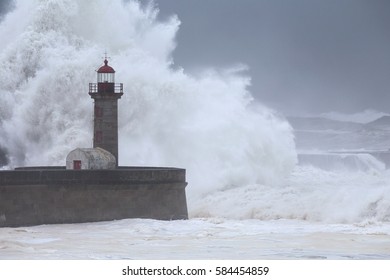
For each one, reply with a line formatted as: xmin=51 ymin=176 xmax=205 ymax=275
xmin=0 ymin=167 xmax=188 ymax=227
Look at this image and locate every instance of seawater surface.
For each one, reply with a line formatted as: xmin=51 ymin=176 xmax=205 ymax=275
xmin=1 ymin=165 xmax=390 ymax=260
xmin=0 ymin=218 xmax=389 ymax=260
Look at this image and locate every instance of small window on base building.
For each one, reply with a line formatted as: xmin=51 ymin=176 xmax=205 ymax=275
xmin=73 ymin=160 xmax=82 ymax=170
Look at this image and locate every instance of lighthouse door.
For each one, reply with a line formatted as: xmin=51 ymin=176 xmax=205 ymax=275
xmin=73 ymin=160 xmax=82 ymax=170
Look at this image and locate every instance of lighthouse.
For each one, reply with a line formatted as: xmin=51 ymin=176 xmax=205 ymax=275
xmin=88 ymin=58 xmax=123 ymax=166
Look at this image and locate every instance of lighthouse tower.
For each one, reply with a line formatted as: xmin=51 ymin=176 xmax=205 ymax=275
xmin=88 ymin=58 xmax=123 ymax=166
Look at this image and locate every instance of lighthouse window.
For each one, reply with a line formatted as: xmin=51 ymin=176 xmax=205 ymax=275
xmin=98 ymin=73 xmax=115 ymax=83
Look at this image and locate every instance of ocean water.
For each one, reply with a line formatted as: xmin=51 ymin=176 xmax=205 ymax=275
xmin=1 ymin=163 xmax=390 ymax=259
xmin=0 ymin=0 xmax=389 ymax=260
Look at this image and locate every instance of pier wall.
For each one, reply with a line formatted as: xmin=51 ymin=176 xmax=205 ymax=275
xmin=0 ymin=167 xmax=188 ymax=227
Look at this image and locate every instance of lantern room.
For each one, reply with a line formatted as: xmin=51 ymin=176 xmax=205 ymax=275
xmin=97 ymin=59 xmax=115 ymax=83
xmin=89 ymin=58 xmax=123 ymax=95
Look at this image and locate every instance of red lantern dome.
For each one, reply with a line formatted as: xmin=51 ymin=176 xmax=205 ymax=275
xmin=97 ymin=59 xmax=115 ymax=73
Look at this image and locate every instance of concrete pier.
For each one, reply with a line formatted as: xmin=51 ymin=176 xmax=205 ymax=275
xmin=0 ymin=167 xmax=188 ymax=227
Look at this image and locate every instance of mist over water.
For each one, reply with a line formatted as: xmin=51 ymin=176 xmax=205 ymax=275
xmin=0 ymin=0 xmax=389 ymax=225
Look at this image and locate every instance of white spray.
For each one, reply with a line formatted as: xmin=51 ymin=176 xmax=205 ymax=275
xmin=0 ymin=0 xmax=296 ymax=196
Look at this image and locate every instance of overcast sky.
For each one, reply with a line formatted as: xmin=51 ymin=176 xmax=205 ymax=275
xmin=1 ymin=0 xmax=390 ymax=115
xmin=154 ymin=0 xmax=390 ymax=115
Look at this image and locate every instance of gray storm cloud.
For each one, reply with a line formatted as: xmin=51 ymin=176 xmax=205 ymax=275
xmin=155 ymin=0 xmax=390 ymax=115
